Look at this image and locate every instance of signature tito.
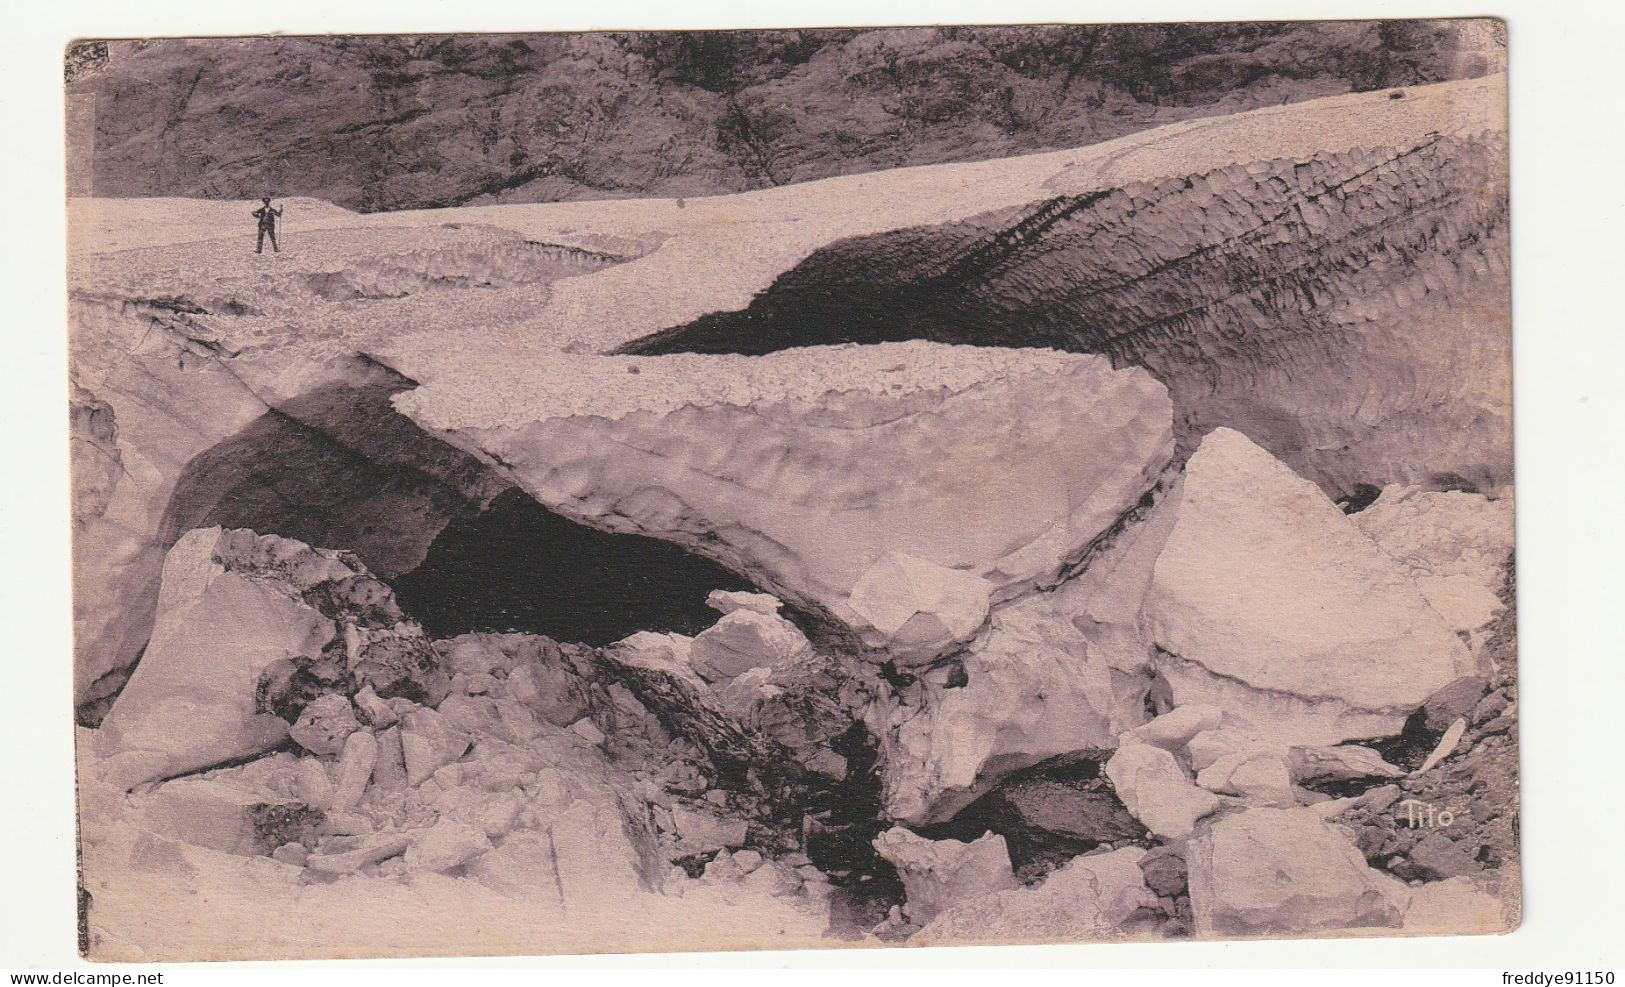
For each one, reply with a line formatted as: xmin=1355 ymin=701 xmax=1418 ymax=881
xmin=1398 ymin=798 xmax=1461 ymax=828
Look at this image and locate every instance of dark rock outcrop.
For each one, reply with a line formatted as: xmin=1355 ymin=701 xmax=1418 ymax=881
xmin=70 ymin=383 xmax=122 ymax=529
xmin=914 ymin=755 xmax=1147 ymax=879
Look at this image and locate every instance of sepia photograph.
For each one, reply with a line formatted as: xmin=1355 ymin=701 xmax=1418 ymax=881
xmin=50 ymin=14 xmax=1527 ymax=963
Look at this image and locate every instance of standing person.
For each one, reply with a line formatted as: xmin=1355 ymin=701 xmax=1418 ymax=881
xmin=252 ymin=196 xmax=283 ymax=253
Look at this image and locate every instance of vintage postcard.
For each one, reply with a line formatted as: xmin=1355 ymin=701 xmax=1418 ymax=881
xmin=65 ymin=21 xmax=1515 ymax=960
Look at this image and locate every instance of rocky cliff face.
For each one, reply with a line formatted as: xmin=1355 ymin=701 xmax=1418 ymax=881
xmin=68 ymin=22 xmax=1502 ymax=210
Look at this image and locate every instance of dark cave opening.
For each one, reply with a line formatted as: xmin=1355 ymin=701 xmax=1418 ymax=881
xmin=391 ymin=488 xmax=756 ymax=646
xmin=74 ymin=367 xmax=508 ymax=727
xmin=616 ymin=138 xmax=1514 ymax=502
xmin=159 ymin=367 xmax=504 ymax=581
xmin=88 ymin=367 xmax=775 ymax=730
xmin=159 ymin=364 xmax=765 ymax=652
xmin=616 ymin=194 xmax=1111 ymax=359
xmin=1364 ymin=709 xmax=1449 ymax=775
xmin=915 ymin=751 xmax=1147 ymax=881
xmin=803 ymin=721 xmax=909 ymax=935
xmin=617 ymin=238 xmax=1033 ymax=358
